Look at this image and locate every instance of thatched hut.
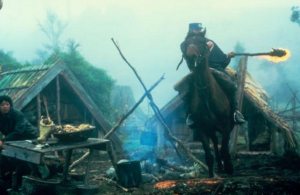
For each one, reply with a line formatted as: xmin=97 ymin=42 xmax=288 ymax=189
xmin=146 ymin=67 xmax=298 ymax=155
xmin=0 ymin=60 xmax=122 ymax=151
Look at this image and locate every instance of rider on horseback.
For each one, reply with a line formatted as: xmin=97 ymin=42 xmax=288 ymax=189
xmin=180 ymin=22 xmax=246 ymax=127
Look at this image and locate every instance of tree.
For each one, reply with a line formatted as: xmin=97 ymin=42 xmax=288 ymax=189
xmin=33 ymin=11 xmax=68 ymax=65
xmin=290 ymin=6 xmax=300 ymax=26
xmin=0 ymin=49 xmax=23 ymax=72
xmin=230 ymin=41 xmax=245 ymax=70
xmin=37 ymin=10 xmax=68 ymax=52
xmin=38 ymin=11 xmax=116 ymax=122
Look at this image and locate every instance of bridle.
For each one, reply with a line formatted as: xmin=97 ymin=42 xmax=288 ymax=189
xmin=190 ymin=36 xmax=210 ymax=64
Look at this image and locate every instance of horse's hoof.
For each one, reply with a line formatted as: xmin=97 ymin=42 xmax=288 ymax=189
xmin=224 ymin=162 xmax=234 ymax=174
xmin=217 ymin=165 xmax=223 ymax=173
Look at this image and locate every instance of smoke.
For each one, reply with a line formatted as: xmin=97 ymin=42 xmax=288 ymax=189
xmin=250 ymin=59 xmax=298 ymax=106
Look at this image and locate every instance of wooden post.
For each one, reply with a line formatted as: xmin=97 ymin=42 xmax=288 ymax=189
xmin=37 ymin=94 xmax=41 ymax=132
xmin=84 ymin=107 xmax=86 ymax=124
xmin=229 ymin=56 xmax=248 ymax=156
xmin=156 ymin=123 xmax=165 ymax=155
xmin=56 ymin=76 xmax=61 ymax=126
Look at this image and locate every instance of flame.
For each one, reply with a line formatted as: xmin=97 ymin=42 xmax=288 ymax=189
xmin=154 ymin=179 xmax=222 ymax=190
xmin=258 ymin=48 xmax=291 ymax=63
xmin=154 ymin=180 xmax=177 ymax=189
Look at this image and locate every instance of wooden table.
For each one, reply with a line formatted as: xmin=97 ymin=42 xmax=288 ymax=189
xmin=2 ymin=138 xmax=111 ymax=190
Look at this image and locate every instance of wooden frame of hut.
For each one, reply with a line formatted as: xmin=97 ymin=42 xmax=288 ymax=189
xmin=0 ymin=60 xmax=122 ymax=151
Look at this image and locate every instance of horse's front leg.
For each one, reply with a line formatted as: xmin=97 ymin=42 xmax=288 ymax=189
xmin=210 ymin=131 xmax=223 ymax=172
xmin=221 ymin=130 xmax=234 ymax=174
xmin=198 ymin=130 xmax=214 ymax=178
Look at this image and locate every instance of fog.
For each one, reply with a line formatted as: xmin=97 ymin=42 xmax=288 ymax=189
xmin=0 ymin=0 xmax=299 ymax=113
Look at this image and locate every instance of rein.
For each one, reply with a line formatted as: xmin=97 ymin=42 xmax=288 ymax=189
xmin=192 ymin=41 xmax=222 ymax=129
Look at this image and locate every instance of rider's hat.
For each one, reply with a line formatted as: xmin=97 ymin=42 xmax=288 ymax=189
xmin=189 ymin=23 xmax=203 ymax=31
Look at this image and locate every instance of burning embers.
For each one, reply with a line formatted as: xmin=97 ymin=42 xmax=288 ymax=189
xmin=258 ymin=48 xmax=291 ymax=63
xmin=154 ymin=178 xmax=222 ymax=190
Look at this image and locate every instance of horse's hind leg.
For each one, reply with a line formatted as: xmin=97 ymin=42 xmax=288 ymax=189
xmin=210 ymin=132 xmax=223 ymax=172
xmin=198 ymin=130 xmax=214 ymax=178
xmin=221 ymin=130 xmax=234 ymax=174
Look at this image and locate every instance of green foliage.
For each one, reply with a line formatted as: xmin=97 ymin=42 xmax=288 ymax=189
xmin=0 ymin=49 xmax=23 ymax=72
xmin=44 ymin=47 xmax=116 ymax=122
xmin=290 ymin=6 xmax=300 ymax=26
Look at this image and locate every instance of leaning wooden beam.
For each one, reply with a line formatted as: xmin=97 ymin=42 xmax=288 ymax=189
xmin=0 ymin=68 xmax=49 ymax=76
xmin=103 ymin=75 xmax=164 ymax=139
xmin=69 ymin=151 xmax=89 ymax=172
xmin=68 ymin=76 xmax=164 ymax=172
xmin=111 ymin=38 xmax=214 ymax=176
xmin=111 ymin=38 xmax=184 ymax=163
xmin=37 ymin=93 xmax=41 ymax=132
xmin=229 ymin=56 xmax=248 ymax=156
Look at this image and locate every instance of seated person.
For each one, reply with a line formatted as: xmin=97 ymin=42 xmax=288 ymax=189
xmin=0 ymin=95 xmax=49 ymax=191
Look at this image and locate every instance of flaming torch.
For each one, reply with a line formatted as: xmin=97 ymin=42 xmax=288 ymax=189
xmin=234 ymin=48 xmax=291 ymax=63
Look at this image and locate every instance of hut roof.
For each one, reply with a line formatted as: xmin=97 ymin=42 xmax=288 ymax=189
xmin=149 ymin=67 xmax=298 ymax=150
xmin=0 ymin=60 xmax=122 ymax=151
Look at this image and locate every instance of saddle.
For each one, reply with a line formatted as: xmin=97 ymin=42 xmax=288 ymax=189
xmin=174 ymin=68 xmax=236 ymax=99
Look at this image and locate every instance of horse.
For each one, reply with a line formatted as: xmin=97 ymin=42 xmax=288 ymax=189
xmin=181 ymin=35 xmax=235 ymax=178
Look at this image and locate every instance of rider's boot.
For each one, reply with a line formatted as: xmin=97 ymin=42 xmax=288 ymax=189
xmin=186 ymin=114 xmax=196 ymax=128
xmin=231 ymin=91 xmax=246 ymax=125
xmin=234 ymin=110 xmax=246 ymax=124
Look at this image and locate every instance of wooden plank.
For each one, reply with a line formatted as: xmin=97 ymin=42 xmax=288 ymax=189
xmin=4 ymin=138 xmax=109 ymax=154
xmin=0 ymin=68 xmax=49 ymax=76
xmin=0 ymin=86 xmax=29 ymax=92
xmin=2 ymin=145 xmax=43 ymax=164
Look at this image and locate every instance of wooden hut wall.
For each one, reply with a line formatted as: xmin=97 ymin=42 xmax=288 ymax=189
xmin=22 ymin=75 xmax=94 ymax=127
xmin=243 ymin=98 xmax=270 ymax=151
xmin=165 ymin=104 xmax=191 ymax=141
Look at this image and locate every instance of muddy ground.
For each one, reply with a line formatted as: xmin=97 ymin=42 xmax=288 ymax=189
xmin=1 ymin=144 xmax=300 ymax=195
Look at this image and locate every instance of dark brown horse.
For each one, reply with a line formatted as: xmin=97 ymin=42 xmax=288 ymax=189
xmin=182 ymin=35 xmax=234 ymax=177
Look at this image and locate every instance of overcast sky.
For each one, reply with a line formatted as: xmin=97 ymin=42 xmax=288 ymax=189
xmin=0 ymin=0 xmax=299 ymax=113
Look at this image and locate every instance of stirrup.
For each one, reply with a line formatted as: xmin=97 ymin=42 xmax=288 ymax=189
xmin=186 ymin=114 xmax=195 ymax=128
xmin=234 ymin=111 xmax=246 ymax=124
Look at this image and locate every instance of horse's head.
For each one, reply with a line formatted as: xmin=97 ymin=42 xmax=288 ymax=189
xmin=183 ymin=35 xmax=210 ymax=70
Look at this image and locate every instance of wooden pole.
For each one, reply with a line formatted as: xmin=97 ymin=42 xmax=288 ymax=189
xmin=229 ymin=56 xmax=248 ymax=156
xmin=68 ymin=76 xmax=164 ymax=172
xmin=37 ymin=94 xmax=41 ymax=132
xmin=56 ymin=76 xmax=61 ymax=126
